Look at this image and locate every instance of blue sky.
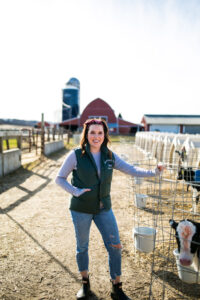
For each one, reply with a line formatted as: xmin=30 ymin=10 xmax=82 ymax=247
xmin=1 ymin=0 xmax=200 ymax=124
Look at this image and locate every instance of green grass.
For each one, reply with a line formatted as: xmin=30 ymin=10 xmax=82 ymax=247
xmin=2 ymin=135 xmax=135 ymax=151
xmin=3 ymin=139 xmax=18 ymax=150
xmin=64 ymin=139 xmax=77 ymax=150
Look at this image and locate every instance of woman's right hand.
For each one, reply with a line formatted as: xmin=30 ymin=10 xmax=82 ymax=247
xmin=73 ymin=188 xmax=91 ymax=197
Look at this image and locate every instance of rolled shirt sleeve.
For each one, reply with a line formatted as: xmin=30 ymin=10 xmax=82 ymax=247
xmin=55 ymin=150 xmax=86 ymax=197
xmin=113 ymin=152 xmax=159 ymax=177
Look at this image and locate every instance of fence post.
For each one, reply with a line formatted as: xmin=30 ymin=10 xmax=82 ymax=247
xmin=0 ymin=137 xmax=3 ymax=153
xmin=36 ymin=131 xmax=38 ymax=155
xmin=6 ymin=139 xmax=9 ymax=150
xmin=47 ymin=128 xmax=50 ymax=141
xmin=29 ymin=130 xmax=32 ymax=152
xmin=0 ymin=137 xmax=4 ymax=176
xmin=17 ymin=135 xmax=22 ymax=149
xmin=67 ymin=130 xmax=70 ymax=144
xmin=32 ymin=128 xmax=36 ymax=146
xmin=41 ymin=113 xmax=45 ymax=155
xmin=53 ymin=127 xmax=55 ymax=141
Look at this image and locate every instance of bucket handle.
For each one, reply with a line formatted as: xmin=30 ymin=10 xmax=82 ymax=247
xmin=133 ymin=231 xmax=156 ymax=237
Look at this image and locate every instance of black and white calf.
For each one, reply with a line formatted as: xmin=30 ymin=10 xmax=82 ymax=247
xmin=177 ymin=167 xmax=200 ymax=213
xmin=170 ymin=219 xmax=200 ymax=272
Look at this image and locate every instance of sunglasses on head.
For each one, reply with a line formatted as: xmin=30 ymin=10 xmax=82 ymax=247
xmin=85 ymin=119 xmax=104 ymax=126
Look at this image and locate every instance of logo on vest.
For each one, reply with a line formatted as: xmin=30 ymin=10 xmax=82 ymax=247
xmin=104 ymin=159 xmax=114 ymax=169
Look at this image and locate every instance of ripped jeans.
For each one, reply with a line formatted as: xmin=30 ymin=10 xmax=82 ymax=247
xmin=70 ymin=208 xmax=121 ymax=280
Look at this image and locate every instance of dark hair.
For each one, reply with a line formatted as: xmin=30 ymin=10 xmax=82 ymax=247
xmin=80 ymin=119 xmax=111 ymax=157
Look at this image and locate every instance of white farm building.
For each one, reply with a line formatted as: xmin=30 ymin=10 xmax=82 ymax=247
xmin=141 ymin=114 xmax=200 ymax=134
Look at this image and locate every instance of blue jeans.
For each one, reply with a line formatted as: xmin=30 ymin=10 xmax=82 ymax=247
xmin=70 ymin=208 xmax=121 ymax=280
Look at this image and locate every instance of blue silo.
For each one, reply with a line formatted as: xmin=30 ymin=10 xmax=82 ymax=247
xmin=62 ymin=77 xmax=80 ymax=121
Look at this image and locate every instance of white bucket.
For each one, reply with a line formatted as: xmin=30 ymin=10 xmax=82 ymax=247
xmin=134 ymin=177 xmax=143 ymax=185
xmin=173 ymin=249 xmax=200 ymax=284
xmin=134 ymin=193 xmax=148 ymax=208
xmin=133 ymin=227 xmax=156 ymax=253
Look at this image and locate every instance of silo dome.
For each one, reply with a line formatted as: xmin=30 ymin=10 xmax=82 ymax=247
xmin=66 ymin=78 xmax=80 ymax=89
xmin=62 ymin=77 xmax=80 ymax=121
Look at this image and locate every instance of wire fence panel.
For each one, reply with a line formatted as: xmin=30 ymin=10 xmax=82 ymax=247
xmin=131 ymin=133 xmax=200 ymax=299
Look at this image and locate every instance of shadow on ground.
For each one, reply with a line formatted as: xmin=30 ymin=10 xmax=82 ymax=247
xmin=154 ymin=270 xmax=200 ymax=298
xmin=0 ymin=147 xmax=70 ymax=214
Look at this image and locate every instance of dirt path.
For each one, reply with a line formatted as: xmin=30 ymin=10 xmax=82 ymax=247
xmin=0 ymin=142 xmax=199 ymax=300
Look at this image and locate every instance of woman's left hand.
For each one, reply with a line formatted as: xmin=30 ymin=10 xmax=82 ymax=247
xmin=156 ymin=162 xmax=165 ymax=173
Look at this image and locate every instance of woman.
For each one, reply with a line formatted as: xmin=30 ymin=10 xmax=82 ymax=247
xmin=55 ymin=119 xmax=164 ymax=300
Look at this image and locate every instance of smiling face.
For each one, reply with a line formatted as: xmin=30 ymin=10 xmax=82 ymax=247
xmin=87 ymin=124 xmax=105 ymax=152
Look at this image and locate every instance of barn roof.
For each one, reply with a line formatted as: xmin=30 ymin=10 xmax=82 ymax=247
xmin=59 ymin=98 xmax=140 ymax=128
xmin=80 ymin=98 xmax=116 ymax=124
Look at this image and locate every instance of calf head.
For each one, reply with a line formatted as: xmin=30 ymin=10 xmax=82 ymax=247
xmin=177 ymin=167 xmax=195 ymax=181
xmin=170 ymin=219 xmax=200 ymax=268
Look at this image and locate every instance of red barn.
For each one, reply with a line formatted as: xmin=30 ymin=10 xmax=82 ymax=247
xmin=59 ymin=98 xmax=141 ymax=134
xmin=36 ymin=121 xmax=50 ymax=128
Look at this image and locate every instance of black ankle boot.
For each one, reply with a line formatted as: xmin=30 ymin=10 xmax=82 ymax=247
xmin=76 ymin=277 xmax=90 ymax=299
xmin=111 ymin=282 xmax=131 ymax=300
